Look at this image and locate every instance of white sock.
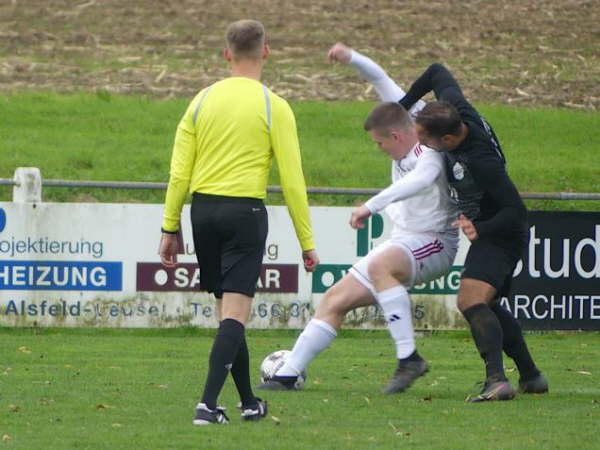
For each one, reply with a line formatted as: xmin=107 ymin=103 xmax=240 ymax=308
xmin=275 ymin=318 xmax=337 ymax=377
xmin=376 ymin=285 xmax=415 ymax=359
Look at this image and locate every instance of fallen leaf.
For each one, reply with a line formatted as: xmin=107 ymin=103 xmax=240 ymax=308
xmin=9 ymin=404 xmax=20 ymax=412
xmin=112 ymin=423 xmax=122 ymax=428
xmin=18 ymin=346 xmax=32 ymax=353
xmin=2 ymin=434 xmax=12 ymax=441
xmin=271 ymin=415 xmax=280 ymax=425
xmin=364 ymin=397 xmax=371 ymax=405
xmin=577 ymin=371 xmax=591 ymax=376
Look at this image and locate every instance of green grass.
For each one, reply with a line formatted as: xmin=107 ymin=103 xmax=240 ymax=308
xmin=1 ymin=328 xmax=599 ymax=449
xmin=1 ymin=92 xmax=598 ymax=210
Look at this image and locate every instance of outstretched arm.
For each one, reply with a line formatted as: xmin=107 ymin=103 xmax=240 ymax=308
xmin=328 ymin=43 xmax=426 ymax=114
xmin=364 ymin=152 xmax=442 ymax=213
xmin=349 ymin=151 xmax=443 ymax=229
xmin=399 ymin=63 xmax=474 ymax=116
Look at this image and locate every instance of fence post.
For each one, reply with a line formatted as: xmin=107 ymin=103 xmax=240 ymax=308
xmin=13 ymin=167 xmax=42 ymax=203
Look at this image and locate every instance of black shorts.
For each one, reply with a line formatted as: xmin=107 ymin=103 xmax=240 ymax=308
xmin=461 ymin=234 xmax=527 ymax=298
xmin=190 ymin=193 xmax=268 ymax=299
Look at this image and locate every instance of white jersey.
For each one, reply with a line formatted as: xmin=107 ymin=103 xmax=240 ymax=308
xmin=350 ymin=49 xmax=458 ymax=235
xmin=365 ymin=143 xmax=458 ymax=235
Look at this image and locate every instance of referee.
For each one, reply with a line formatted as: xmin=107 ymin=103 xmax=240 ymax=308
xmin=158 ymin=19 xmax=319 ymax=425
xmin=399 ymin=64 xmax=548 ymax=402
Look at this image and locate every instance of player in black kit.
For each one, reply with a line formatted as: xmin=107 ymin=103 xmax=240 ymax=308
xmin=399 ymin=63 xmax=548 ymax=402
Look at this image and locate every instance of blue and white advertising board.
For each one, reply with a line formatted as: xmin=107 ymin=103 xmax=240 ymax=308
xmin=0 ymin=202 xmax=598 ymax=329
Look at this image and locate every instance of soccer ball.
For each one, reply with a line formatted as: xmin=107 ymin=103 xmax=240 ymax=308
xmin=260 ymin=349 xmax=307 ymax=390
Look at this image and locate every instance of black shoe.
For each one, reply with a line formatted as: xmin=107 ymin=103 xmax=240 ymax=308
xmin=519 ymin=373 xmax=549 ymax=394
xmin=467 ymin=378 xmax=516 ymax=403
xmin=257 ymin=375 xmax=299 ymax=391
xmin=382 ymin=359 xmax=429 ymax=394
xmin=192 ymin=403 xmax=229 ymax=425
xmin=241 ymin=398 xmax=268 ymax=421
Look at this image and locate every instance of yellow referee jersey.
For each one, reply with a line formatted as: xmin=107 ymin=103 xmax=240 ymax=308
xmin=162 ymin=77 xmax=314 ymax=251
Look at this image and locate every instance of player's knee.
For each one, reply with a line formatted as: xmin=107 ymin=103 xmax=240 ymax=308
xmin=456 ymin=295 xmax=473 ymax=313
xmin=456 ymin=278 xmax=496 ymax=312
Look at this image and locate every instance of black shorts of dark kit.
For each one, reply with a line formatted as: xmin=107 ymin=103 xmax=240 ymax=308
xmin=461 ymin=234 xmax=528 ymax=299
xmin=190 ymin=193 xmax=268 ymax=299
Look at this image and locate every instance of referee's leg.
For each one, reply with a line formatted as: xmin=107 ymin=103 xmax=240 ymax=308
xmin=196 ymin=197 xmax=268 ymax=423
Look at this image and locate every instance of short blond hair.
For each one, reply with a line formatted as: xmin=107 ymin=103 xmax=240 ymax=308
xmin=226 ymin=20 xmax=266 ymax=61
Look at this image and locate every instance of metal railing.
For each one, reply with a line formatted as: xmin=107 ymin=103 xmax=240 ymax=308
xmin=2 ymin=176 xmax=600 ymax=200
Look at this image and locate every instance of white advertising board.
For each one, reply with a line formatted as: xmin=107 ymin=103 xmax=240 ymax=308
xmin=0 ymin=201 xmax=469 ymax=329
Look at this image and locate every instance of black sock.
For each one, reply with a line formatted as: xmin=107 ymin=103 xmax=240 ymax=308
xmin=231 ymin=336 xmax=257 ymax=408
xmin=462 ymin=303 xmax=506 ymax=381
xmin=400 ymin=350 xmax=423 ymax=363
xmin=200 ymin=318 xmax=244 ymax=410
xmin=490 ymin=302 xmax=540 ymax=381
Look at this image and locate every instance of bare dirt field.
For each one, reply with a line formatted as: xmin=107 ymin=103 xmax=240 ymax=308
xmin=1 ymin=0 xmax=598 ymax=109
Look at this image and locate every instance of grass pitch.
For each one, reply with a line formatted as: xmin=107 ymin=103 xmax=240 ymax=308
xmin=2 ymin=328 xmax=599 ymax=449
xmin=1 ymin=93 xmax=599 ymax=211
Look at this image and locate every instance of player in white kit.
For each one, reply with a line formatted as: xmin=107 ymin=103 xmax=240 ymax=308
xmin=258 ymin=43 xmax=459 ymax=394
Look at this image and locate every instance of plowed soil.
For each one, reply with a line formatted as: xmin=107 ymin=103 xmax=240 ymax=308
xmin=1 ymin=0 xmax=598 ymax=109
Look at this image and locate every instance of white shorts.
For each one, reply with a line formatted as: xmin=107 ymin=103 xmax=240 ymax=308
xmin=349 ymin=230 xmax=458 ymax=296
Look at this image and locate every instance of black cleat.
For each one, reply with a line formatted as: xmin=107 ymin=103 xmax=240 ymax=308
xmin=192 ymin=403 xmax=229 ymax=425
xmin=519 ymin=373 xmax=549 ymax=394
xmin=257 ymin=375 xmax=300 ymax=391
xmin=241 ymin=398 xmax=268 ymax=421
xmin=467 ymin=379 xmax=516 ymax=403
xmin=383 ymin=359 xmax=429 ymax=394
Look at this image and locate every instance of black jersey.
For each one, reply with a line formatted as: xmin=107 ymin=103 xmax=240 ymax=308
xmin=399 ymin=63 xmax=527 ymax=240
